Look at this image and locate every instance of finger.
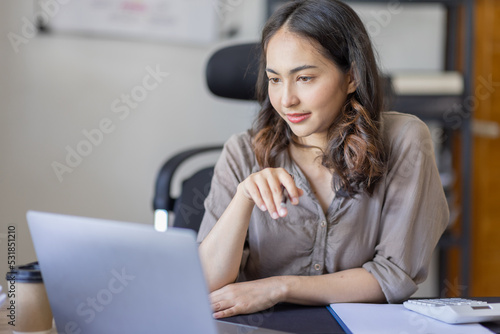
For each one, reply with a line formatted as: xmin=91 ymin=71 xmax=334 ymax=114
xmin=256 ymin=180 xmax=280 ymax=219
xmin=266 ymin=169 xmax=292 ymax=218
xmin=211 ymin=299 xmax=230 ymax=313
xmin=242 ymin=180 xmax=267 ymax=212
xmin=268 ymin=176 xmax=286 ymax=214
xmin=213 ymin=306 xmax=238 ymax=319
xmin=208 ymin=287 xmax=225 ymax=304
xmin=296 ymin=188 xmax=304 ymax=200
xmin=211 ymin=298 xmax=239 ymax=319
xmin=264 ymin=169 xmax=292 ymax=218
xmin=279 ymin=173 xmax=302 ymax=206
xmin=278 ymin=185 xmax=289 ymax=218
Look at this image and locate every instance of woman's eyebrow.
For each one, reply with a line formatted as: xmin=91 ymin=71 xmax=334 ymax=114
xmin=266 ymin=65 xmax=318 ymax=75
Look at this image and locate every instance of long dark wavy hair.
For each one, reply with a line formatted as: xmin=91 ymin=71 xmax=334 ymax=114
xmin=251 ymin=0 xmax=387 ymax=197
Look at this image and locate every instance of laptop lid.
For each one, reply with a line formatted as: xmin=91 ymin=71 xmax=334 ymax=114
xmin=27 ymin=211 xmax=288 ymax=334
xmin=28 ymin=210 xmax=220 ymax=334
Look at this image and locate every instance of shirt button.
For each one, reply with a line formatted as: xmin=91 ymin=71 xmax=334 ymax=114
xmin=314 ymin=263 xmax=322 ymax=271
xmin=320 ymin=220 xmax=326 ymax=227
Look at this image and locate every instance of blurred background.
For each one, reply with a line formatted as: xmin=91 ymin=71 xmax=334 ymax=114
xmin=1 ymin=0 xmax=498 ymax=299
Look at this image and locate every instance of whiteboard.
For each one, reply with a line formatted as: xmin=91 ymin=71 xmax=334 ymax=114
xmin=37 ymin=0 xmax=219 ymax=45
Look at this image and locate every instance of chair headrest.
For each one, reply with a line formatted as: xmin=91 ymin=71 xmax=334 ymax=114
xmin=205 ymin=43 xmax=261 ymax=101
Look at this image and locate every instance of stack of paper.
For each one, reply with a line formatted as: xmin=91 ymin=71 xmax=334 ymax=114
xmin=328 ymin=303 xmax=493 ymax=334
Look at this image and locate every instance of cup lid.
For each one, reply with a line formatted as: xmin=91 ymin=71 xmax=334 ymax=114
xmin=5 ymin=261 xmax=43 ymax=283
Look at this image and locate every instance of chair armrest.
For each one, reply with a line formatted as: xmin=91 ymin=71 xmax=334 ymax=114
xmin=152 ymin=145 xmax=223 ymax=212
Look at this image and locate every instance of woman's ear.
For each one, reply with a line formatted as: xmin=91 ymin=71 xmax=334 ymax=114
xmin=346 ymin=65 xmax=358 ymax=94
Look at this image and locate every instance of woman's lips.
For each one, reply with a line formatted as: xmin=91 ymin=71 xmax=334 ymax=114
xmin=286 ymin=113 xmax=311 ymax=124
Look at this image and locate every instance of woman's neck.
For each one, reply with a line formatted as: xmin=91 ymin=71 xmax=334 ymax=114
xmin=294 ymin=133 xmax=328 ymax=152
xmin=289 ymin=142 xmax=335 ymax=214
xmin=289 ymin=142 xmax=324 ymax=166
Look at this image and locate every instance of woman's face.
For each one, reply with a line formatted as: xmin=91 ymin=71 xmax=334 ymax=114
xmin=266 ymin=28 xmax=356 ymax=147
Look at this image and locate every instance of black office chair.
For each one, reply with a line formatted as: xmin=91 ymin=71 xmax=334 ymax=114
xmin=152 ymin=43 xmax=261 ymax=233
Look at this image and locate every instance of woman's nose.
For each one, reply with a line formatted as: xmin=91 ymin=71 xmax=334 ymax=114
xmin=281 ymin=83 xmax=299 ymax=108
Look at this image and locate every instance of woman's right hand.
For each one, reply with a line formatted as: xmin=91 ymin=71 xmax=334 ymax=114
xmin=237 ymin=168 xmax=303 ymax=219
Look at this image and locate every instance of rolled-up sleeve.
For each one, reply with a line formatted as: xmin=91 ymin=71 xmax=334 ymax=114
xmin=196 ymin=132 xmax=257 ymax=273
xmin=362 ymin=117 xmax=449 ymax=303
xmin=197 ymin=132 xmax=255 ymax=242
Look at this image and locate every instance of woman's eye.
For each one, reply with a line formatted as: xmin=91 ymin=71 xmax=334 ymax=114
xmin=268 ymin=77 xmax=280 ymax=84
xmin=298 ymin=76 xmax=312 ymax=82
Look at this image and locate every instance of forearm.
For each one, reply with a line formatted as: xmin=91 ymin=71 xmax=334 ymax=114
xmin=199 ymin=186 xmax=254 ymax=292
xmin=208 ymin=268 xmax=386 ymax=319
xmin=277 ymin=268 xmax=386 ymax=306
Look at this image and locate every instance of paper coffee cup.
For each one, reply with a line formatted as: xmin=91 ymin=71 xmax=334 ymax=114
xmin=6 ymin=262 xmax=53 ymax=333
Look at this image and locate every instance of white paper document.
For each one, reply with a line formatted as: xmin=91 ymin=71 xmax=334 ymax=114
xmin=328 ymin=303 xmax=493 ymax=334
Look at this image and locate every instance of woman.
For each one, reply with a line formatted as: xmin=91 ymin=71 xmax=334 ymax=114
xmin=198 ymin=0 xmax=449 ymax=319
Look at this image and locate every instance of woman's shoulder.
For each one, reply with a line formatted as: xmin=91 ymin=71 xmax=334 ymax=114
xmin=224 ymin=130 xmax=254 ymax=152
xmin=379 ymin=111 xmax=436 ymax=180
xmin=380 ymin=111 xmax=432 ymax=146
xmin=221 ymin=130 xmax=257 ymax=167
xmin=380 ymin=111 xmax=429 ymax=130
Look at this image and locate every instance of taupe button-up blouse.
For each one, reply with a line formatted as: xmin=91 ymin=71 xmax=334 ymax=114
xmin=197 ymin=112 xmax=449 ymax=303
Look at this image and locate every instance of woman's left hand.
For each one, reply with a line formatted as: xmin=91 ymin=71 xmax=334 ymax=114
xmin=209 ymin=277 xmax=286 ymax=318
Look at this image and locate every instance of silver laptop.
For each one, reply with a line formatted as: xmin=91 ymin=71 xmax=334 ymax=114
xmin=27 ymin=211 xmax=288 ymax=334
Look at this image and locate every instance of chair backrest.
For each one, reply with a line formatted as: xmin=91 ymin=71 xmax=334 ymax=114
xmin=206 ymin=42 xmax=260 ymax=100
xmin=172 ymin=166 xmax=214 ymax=233
xmin=153 ymin=43 xmax=260 ymax=233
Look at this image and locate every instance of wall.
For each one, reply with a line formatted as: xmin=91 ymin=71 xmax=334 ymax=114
xmin=0 ymin=0 xmax=444 ymax=297
xmin=0 ymin=0 xmax=263 ymax=285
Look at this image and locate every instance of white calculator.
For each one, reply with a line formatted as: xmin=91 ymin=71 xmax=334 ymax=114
xmin=403 ymin=298 xmax=500 ymax=324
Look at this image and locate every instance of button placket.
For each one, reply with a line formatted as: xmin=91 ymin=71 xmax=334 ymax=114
xmin=310 ymin=204 xmax=328 ymax=274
